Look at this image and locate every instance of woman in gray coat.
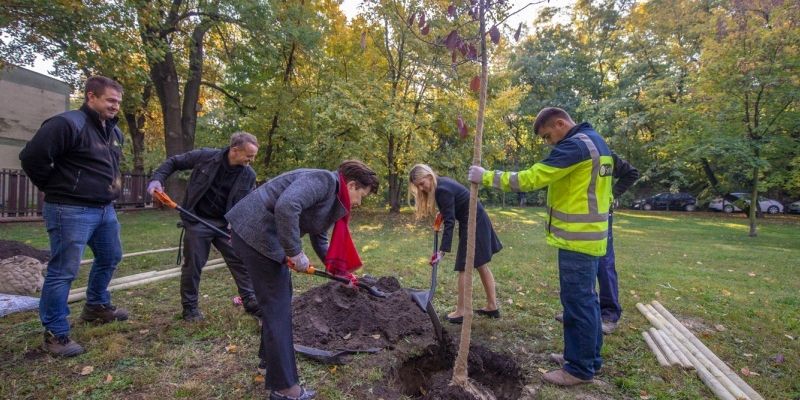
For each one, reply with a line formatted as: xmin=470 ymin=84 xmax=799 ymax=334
xmin=226 ymin=160 xmax=379 ymax=400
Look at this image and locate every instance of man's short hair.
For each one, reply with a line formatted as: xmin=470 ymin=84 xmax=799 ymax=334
xmin=230 ymin=131 xmax=258 ymax=148
xmin=84 ymin=76 xmax=123 ymax=102
xmin=339 ymin=160 xmax=379 ymax=194
xmin=533 ymin=107 xmax=573 ymax=135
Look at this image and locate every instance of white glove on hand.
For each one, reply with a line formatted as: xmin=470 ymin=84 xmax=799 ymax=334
xmin=147 ymin=180 xmax=163 ymax=195
xmin=288 ymin=252 xmax=310 ymax=272
xmin=430 ymin=250 xmax=445 ymax=266
xmin=467 ymin=166 xmax=486 ymax=184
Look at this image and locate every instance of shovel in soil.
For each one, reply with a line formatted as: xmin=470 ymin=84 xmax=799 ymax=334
xmin=408 ymin=213 xmax=445 ymax=343
xmin=152 ymin=190 xmax=231 ymax=239
xmin=286 ymin=258 xmax=387 ymax=298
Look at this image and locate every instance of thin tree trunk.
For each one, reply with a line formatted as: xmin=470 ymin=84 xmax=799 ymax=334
xmin=263 ymin=42 xmax=296 ymax=171
xmin=452 ymin=1 xmax=487 ymax=395
xmin=748 ymin=165 xmax=758 ymax=237
xmin=181 ymin=22 xmax=212 ymax=152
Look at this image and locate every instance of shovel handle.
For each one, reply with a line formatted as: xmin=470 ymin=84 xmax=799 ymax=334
xmin=152 ymin=190 xmax=178 ymax=209
xmin=433 ymin=212 xmax=444 ymax=232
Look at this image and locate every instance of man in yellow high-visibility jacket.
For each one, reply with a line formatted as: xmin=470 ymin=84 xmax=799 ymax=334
xmin=468 ymin=107 xmax=613 ymax=386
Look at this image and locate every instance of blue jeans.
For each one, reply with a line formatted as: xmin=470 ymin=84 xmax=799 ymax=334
xmin=39 ymin=202 xmax=123 ymax=336
xmin=597 ymin=215 xmax=621 ymax=322
xmin=559 ymin=248 xmax=602 ymax=380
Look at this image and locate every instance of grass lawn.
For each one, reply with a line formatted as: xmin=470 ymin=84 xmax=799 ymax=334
xmin=1 ymin=207 xmax=798 ymax=399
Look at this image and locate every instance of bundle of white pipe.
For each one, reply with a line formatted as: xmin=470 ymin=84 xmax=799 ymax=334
xmin=637 ymin=301 xmax=763 ymax=400
xmin=79 ymin=247 xmax=180 ymax=265
xmin=68 ymin=258 xmax=225 ymax=303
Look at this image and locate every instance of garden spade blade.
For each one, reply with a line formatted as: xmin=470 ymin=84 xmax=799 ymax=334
xmin=409 ymin=213 xmax=444 ymax=343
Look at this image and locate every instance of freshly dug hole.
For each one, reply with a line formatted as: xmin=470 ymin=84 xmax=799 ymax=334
xmin=396 ymin=339 xmax=524 ymax=400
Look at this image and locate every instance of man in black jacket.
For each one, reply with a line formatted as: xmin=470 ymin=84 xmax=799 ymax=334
xmin=19 ymin=76 xmax=129 ymax=357
xmin=147 ymin=132 xmax=260 ymax=321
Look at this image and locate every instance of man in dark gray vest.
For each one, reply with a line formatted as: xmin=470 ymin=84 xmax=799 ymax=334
xmin=147 ymin=132 xmax=260 ymax=321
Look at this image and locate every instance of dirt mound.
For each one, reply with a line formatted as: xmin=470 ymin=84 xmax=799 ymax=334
xmin=292 ymin=276 xmax=432 ymax=351
xmin=0 ymin=240 xmax=49 ymax=262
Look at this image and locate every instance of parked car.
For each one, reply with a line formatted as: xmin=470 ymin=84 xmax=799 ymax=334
xmin=787 ymin=200 xmax=800 ymax=214
xmin=633 ymin=192 xmax=697 ymax=211
xmin=708 ymin=192 xmax=784 ymax=214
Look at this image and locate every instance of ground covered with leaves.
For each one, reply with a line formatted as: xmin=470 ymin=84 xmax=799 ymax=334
xmin=1 ymin=208 xmax=798 ymax=399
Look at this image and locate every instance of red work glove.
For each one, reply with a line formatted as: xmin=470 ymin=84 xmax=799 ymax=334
xmin=430 ymin=250 xmax=445 ymax=266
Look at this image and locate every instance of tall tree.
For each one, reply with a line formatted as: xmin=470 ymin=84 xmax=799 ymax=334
xmin=694 ymin=0 xmax=800 ymax=236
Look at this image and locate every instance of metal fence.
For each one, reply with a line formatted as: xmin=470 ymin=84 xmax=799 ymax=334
xmin=0 ymin=169 xmax=154 ymax=221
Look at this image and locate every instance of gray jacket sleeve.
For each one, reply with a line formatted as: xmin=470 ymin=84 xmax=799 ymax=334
xmin=309 ymin=233 xmax=329 ymax=264
xmin=274 ymin=173 xmax=335 ymax=257
xmin=611 ymin=152 xmax=640 ymax=198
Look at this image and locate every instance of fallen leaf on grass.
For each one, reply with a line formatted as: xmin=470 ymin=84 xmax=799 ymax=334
xmin=329 ymin=366 xmax=337 ymax=374
xmin=506 ymin=298 xmax=514 ymax=305
xmin=785 ymin=334 xmax=795 ymax=340
xmin=138 ymin=329 xmax=149 ymax=334
xmin=343 ymin=333 xmax=352 ymax=340
xmin=537 ymin=368 xmax=548 ymax=374
xmin=371 ymin=334 xmax=381 ymax=339
xmin=254 ymin=375 xmax=265 ymax=383
xmin=105 ymin=374 xmax=113 ymax=383
xmin=714 ymin=324 xmax=726 ymax=332
xmin=743 ymin=353 xmax=753 ymax=358
xmin=640 ymin=390 xmax=652 ymax=399
xmin=225 ymin=344 xmax=238 ymax=353
xmin=80 ymin=366 xmax=94 ymax=376
xmin=748 ymin=272 xmax=756 ymax=277
xmin=740 ymin=367 xmax=759 ymax=376
xmin=721 ymin=289 xmax=731 ymax=296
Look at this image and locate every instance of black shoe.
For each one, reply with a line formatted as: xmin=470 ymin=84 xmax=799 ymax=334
xmin=269 ymin=387 xmax=316 ymax=400
xmin=445 ymin=315 xmax=463 ymax=324
xmin=475 ymin=309 xmax=501 ymax=319
xmin=182 ymin=307 xmax=204 ymax=322
xmin=43 ymin=331 xmax=84 ymax=357
xmin=243 ymin=296 xmax=262 ymax=318
xmin=257 ymin=359 xmax=267 ymax=376
xmin=81 ymin=303 xmax=129 ymax=323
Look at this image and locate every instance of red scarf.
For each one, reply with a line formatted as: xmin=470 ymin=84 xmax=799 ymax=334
xmin=325 ymin=173 xmax=362 ymax=278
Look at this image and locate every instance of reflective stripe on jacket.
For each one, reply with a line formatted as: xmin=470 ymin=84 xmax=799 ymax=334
xmin=481 ymin=123 xmax=613 ymax=256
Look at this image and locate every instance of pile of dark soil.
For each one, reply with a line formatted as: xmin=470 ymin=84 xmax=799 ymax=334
xmin=0 ymin=240 xmax=49 ymax=262
xmin=292 ymin=276 xmax=432 ymax=350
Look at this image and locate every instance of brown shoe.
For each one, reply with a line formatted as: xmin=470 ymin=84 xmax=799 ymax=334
xmin=548 ymin=353 xmax=602 ymax=374
xmin=43 ymin=331 xmax=84 ymax=357
xmin=542 ymin=368 xmax=592 ymax=386
xmin=81 ymin=303 xmax=129 ymax=323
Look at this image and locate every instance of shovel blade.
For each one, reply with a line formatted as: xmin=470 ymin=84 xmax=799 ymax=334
xmin=408 ymin=289 xmax=431 ymax=312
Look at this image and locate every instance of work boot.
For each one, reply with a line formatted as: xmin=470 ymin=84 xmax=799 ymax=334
xmin=602 ymin=320 xmax=618 ymax=335
xmin=269 ymin=386 xmax=316 ymax=400
xmin=243 ymin=296 xmax=262 ymax=318
xmin=554 ymin=312 xmax=564 ymax=323
xmin=541 ymin=368 xmax=592 ymax=386
xmin=182 ymin=307 xmax=204 ymax=322
xmin=43 ymin=331 xmax=84 ymax=357
xmin=549 ymin=353 xmax=602 ymax=374
xmin=81 ymin=303 xmax=129 ymax=323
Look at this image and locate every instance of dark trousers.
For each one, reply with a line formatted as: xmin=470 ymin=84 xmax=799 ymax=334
xmin=181 ymin=220 xmax=255 ymax=309
xmin=231 ymin=232 xmax=298 ymax=391
xmin=559 ymin=248 xmax=603 ymax=380
xmin=597 ymin=215 xmax=621 ymax=322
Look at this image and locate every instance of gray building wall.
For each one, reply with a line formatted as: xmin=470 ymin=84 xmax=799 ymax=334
xmin=0 ymin=66 xmax=71 ymax=170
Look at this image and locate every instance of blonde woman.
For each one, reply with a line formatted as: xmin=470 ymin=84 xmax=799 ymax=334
xmin=408 ymin=164 xmax=502 ymax=323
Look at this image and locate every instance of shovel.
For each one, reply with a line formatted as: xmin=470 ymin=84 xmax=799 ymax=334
xmin=286 ymin=258 xmax=387 ymax=298
xmin=408 ymin=213 xmax=444 ymax=343
xmin=293 ymin=344 xmax=382 ymax=365
xmin=152 ymin=190 xmax=231 ymax=239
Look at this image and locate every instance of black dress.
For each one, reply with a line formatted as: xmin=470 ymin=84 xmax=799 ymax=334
xmin=435 ymin=177 xmax=502 ymax=271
